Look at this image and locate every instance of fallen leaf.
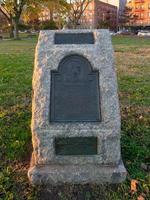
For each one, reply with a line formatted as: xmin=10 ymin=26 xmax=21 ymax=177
xmin=137 ymin=194 xmax=145 ymax=200
xmin=131 ymin=179 xmax=138 ymax=194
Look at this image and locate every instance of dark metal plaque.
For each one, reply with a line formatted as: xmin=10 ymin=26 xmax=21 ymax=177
xmin=55 ymin=137 xmax=97 ymax=155
xmin=55 ymin=33 xmax=94 ymax=44
xmin=50 ymin=55 xmax=101 ymax=122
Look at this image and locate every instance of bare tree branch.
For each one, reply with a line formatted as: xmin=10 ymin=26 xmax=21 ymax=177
xmin=67 ymin=0 xmax=91 ymax=28
xmin=0 ymin=4 xmax=10 ymax=20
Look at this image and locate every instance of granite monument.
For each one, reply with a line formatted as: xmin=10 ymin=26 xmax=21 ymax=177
xmin=28 ymin=29 xmax=127 ymax=185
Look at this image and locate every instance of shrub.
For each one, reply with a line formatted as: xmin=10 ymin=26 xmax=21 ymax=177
xmin=40 ymin=20 xmax=58 ymax=30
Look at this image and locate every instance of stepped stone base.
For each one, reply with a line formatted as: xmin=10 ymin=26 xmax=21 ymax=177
xmin=28 ymin=160 xmax=127 ymax=185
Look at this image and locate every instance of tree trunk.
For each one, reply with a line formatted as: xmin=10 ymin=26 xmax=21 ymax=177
xmin=72 ymin=21 xmax=78 ymax=29
xmin=9 ymin=19 xmax=14 ymax=38
xmin=50 ymin=9 xmax=54 ymax=21
xmin=72 ymin=24 xmax=76 ymax=29
xmin=13 ymin=18 xmax=19 ymax=40
xmin=9 ymin=25 xmax=14 ymax=38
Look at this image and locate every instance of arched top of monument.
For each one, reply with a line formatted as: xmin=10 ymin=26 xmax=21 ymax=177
xmin=50 ymin=54 xmax=101 ymax=122
xmin=58 ymin=54 xmax=93 ymax=72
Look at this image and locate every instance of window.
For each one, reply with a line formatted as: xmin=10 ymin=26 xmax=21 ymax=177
xmin=137 ymin=14 xmax=140 ymax=19
xmin=135 ymin=5 xmax=138 ymax=9
xmin=88 ymin=4 xmax=93 ymax=10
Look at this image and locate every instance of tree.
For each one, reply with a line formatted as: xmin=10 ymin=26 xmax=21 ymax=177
xmin=43 ymin=0 xmax=69 ymax=29
xmin=97 ymin=11 xmax=111 ymax=29
xmin=67 ymin=0 xmax=92 ymax=29
xmin=0 ymin=3 xmax=13 ymax=37
xmin=119 ymin=6 xmax=138 ymax=29
xmin=22 ymin=2 xmax=41 ymax=30
xmin=0 ymin=0 xmax=41 ymax=39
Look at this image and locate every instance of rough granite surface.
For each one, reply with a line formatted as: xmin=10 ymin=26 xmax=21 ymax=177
xmin=28 ymin=29 xmax=127 ymax=185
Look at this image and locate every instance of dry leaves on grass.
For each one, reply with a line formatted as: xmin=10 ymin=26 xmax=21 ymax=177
xmin=131 ymin=179 xmax=138 ymax=194
xmin=137 ymin=194 xmax=145 ymax=200
xmin=130 ymin=180 xmax=146 ymax=200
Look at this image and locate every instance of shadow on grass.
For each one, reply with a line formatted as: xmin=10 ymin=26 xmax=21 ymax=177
xmin=37 ymin=183 xmax=122 ymax=200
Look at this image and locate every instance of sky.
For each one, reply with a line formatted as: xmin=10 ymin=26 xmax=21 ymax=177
xmin=100 ymin=0 xmax=119 ymax=7
xmin=98 ymin=0 xmax=128 ymax=10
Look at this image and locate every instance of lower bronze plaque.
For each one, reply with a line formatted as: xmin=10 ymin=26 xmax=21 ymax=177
xmin=55 ymin=137 xmax=97 ymax=155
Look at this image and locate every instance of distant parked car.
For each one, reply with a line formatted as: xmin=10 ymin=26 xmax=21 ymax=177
xmin=138 ymin=30 xmax=150 ymax=37
xmin=30 ymin=30 xmax=38 ymax=34
xmin=116 ymin=30 xmax=134 ymax=35
xmin=109 ymin=31 xmax=116 ymax=36
xmin=19 ymin=30 xmax=25 ymax=33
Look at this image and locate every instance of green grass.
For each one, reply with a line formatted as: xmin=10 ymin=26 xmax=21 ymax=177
xmin=0 ymin=36 xmax=150 ymax=199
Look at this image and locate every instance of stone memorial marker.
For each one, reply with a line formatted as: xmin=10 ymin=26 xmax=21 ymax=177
xmin=28 ymin=30 xmax=127 ymax=185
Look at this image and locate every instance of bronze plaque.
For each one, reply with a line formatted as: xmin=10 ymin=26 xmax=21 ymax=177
xmin=55 ymin=137 xmax=98 ymax=155
xmin=55 ymin=33 xmax=95 ymax=44
xmin=50 ymin=55 xmax=101 ymax=122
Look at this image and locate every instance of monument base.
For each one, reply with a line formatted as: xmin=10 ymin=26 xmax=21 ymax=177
xmin=28 ymin=160 xmax=126 ymax=185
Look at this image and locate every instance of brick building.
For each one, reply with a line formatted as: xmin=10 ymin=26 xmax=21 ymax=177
xmin=39 ymin=7 xmax=50 ymax=22
xmin=99 ymin=0 xmax=127 ymax=15
xmin=127 ymin=0 xmax=150 ymax=26
xmin=100 ymin=1 xmax=127 ymax=28
xmin=0 ymin=7 xmax=9 ymax=30
xmin=80 ymin=0 xmax=118 ymax=30
xmin=38 ymin=0 xmax=118 ymax=31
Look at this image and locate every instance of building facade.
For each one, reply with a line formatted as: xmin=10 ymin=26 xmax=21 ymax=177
xmin=38 ymin=0 xmax=118 ymax=30
xmin=127 ymin=0 xmax=150 ymax=26
xmin=80 ymin=0 xmax=118 ymax=30
xmin=0 ymin=6 xmax=9 ymax=30
xmin=100 ymin=0 xmax=125 ymax=14
xmin=39 ymin=7 xmax=50 ymax=22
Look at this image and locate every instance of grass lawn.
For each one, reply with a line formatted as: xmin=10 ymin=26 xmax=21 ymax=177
xmin=0 ymin=35 xmax=150 ymax=200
